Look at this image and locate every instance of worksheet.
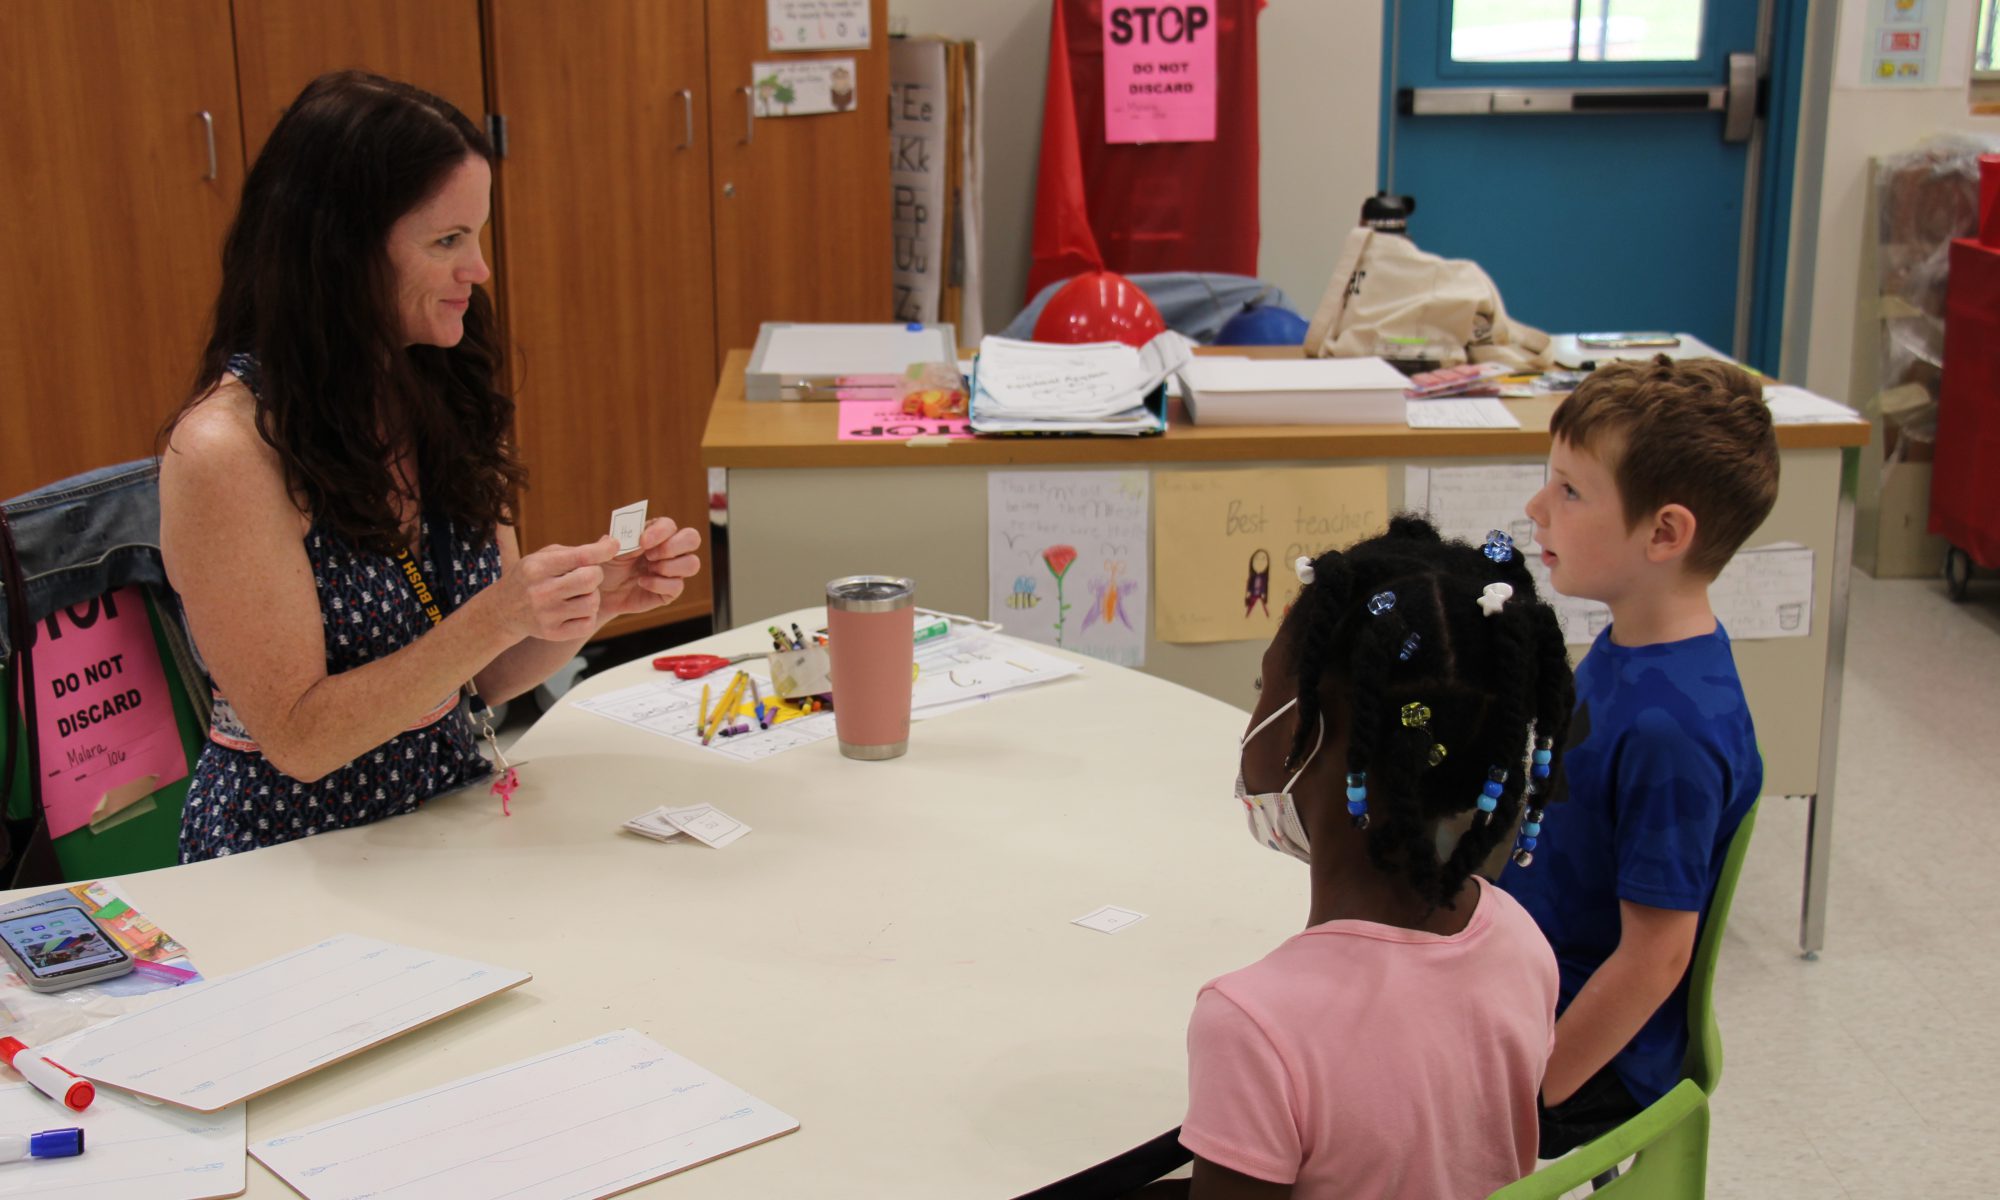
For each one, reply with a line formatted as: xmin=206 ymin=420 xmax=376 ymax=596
xmin=0 ymin=1081 xmax=244 ymax=1200
xmin=252 ymin=1029 xmax=798 ymax=1200
xmin=58 ymin=935 xmax=529 ymax=1111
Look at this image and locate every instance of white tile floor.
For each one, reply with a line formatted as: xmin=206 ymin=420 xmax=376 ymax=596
xmin=1702 ymin=571 xmax=2000 ymax=1198
xmin=506 ymin=573 xmax=2000 ymax=1195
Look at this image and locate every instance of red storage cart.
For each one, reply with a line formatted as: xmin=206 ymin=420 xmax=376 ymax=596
xmin=1934 ymin=237 xmax=2000 ymax=600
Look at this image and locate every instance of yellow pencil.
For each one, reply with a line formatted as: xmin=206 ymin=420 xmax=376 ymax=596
xmin=700 ymin=683 xmax=711 ymax=728
xmin=703 ymin=672 xmax=748 ymax=744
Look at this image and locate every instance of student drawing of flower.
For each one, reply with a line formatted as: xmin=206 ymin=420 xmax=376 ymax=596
xmin=1042 ymin=544 xmax=1078 ymax=644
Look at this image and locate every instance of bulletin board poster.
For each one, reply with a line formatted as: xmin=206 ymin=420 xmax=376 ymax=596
xmin=1154 ymin=467 xmax=1389 ymax=644
xmin=988 ymin=471 xmax=1150 ymax=668
xmin=1834 ymin=0 xmax=1972 ymax=89
xmin=768 ymin=0 xmax=871 ymax=51
xmin=18 ymin=587 xmax=188 ymax=837
xmin=1103 ymin=1 xmax=1218 ymax=144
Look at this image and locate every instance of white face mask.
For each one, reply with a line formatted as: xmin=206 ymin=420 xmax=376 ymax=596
xmin=1235 ymin=697 xmax=1325 ymax=863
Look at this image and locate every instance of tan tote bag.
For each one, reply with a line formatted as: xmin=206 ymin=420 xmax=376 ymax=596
xmin=1304 ymin=226 xmax=1553 ymax=370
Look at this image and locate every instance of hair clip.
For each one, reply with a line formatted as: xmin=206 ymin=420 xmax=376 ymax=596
xmin=1398 ymin=632 xmax=1422 ymax=662
xmin=1294 ymin=555 xmax=1315 ymax=584
xmin=1399 ymin=702 xmax=1431 ymax=728
xmin=1477 ymin=582 xmax=1513 ymax=617
xmin=1475 ymin=766 xmax=1507 ymax=824
xmin=1367 ymin=590 xmax=1397 ymax=616
xmin=1346 ymin=771 xmax=1369 ymax=829
xmin=1483 ymin=530 xmax=1516 ymax=564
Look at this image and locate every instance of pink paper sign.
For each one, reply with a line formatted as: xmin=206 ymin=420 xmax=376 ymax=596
xmin=1103 ymin=1 xmax=1218 ymax=145
xmin=837 ymin=398 xmax=973 ymax=441
xmin=18 ymin=587 xmax=189 ymax=838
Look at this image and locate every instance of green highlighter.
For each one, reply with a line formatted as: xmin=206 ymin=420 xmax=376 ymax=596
xmin=913 ymin=618 xmax=950 ymax=645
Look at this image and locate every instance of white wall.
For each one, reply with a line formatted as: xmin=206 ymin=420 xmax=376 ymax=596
xmin=889 ymin=0 xmax=1377 ymax=329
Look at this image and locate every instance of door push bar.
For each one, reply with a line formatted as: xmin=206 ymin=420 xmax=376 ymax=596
xmin=1401 ymin=53 xmax=1760 ymax=144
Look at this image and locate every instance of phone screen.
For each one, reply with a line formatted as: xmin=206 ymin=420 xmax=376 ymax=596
xmin=0 ymin=906 xmax=130 ymax=978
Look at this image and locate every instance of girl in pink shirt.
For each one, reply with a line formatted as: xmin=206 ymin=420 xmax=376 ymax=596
xmin=1177 ymin=517 xmax=1573 ymax=1200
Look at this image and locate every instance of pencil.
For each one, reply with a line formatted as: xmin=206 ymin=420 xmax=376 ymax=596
xmin=700 ymin=683 xmax=711 ymax=728
xmin=702 ymin=672 xmax=746 ymax=744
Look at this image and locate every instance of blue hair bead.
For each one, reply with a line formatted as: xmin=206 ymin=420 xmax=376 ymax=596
xmin=1482 ymin=780 xmax=1504 ymax=799
xmin=1476 ymin=794 xmax=1498 ymax=814
xmin=1533 ymin=749 xmax=1553 ymax=766
xmin=1346 ymin=784 xmax=1367 ymax=803
xmin=1521 ymin=836 xmax=1538 ymax=851
xmin=1367 ymin=591 xmax=1397 ymax=616
xmin=1347 ymin=798 xmax=1367 ymax=816
xmin=1523 ymin=821 xmax=1542 ymax=837
xmin=1483 ymin=530 xmax=1516 ymax=563
xmin=1398 ymin=632 xmax=1422 ymax=661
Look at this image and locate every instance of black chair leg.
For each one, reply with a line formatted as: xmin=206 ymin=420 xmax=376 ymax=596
xmin=1013 ymin=1128 xmax=1192 ymax=1200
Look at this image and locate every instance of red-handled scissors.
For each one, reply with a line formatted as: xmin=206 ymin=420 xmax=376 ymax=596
xmin=651 ymin=651 xmax=763 ymax=679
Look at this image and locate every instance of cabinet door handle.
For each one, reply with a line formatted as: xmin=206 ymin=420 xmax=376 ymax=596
xmin=740 ymin=85 xmax=755 ymax=145
xmin=678 ymin=88 xmax=693 ymax=149
xmin=198 ymin=110 xmax=217 ymax=181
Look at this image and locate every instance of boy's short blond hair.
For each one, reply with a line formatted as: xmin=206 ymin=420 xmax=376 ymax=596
xmin=1550 ymin=356 xmax=1779 ymax=578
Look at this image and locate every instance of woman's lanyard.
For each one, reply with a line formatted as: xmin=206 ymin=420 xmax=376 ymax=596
xmin=393 ymin=515 xmax=519 ymax=815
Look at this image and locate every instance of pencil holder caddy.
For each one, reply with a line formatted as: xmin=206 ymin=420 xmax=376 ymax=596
xmin=768 ymin=647 xmax=833 ymax=699
xmin=825 ymin=576 xmax=916 ymax=761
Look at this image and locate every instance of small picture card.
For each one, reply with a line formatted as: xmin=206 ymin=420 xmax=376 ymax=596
xmin=622 ymin=808 xmax=685 ymax=842
xmin=661 ymin=804 xmax=751 ymax=849
xmin=750 ymin=58 xmax=859 ymax=118
xmin=610 ymin=500 xmax=648 ymax=554
xmin=1072 ymin=905 xmax=1147 ymax=934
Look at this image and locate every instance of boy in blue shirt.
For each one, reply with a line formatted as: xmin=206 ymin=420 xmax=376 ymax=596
xmin=1502 ymin=355 xmax=1775 ymax=1156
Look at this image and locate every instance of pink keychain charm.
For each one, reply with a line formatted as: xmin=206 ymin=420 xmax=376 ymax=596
xmin=491 ymin=766 xmax=519 ymax=817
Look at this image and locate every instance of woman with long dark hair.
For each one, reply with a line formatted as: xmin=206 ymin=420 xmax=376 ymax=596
xmin=159 ymin=72 xmax=700 ymax=861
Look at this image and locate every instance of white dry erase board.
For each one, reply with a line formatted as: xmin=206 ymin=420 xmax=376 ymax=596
xmin=59 ymin=934 xmax=530 ymax=1112
xmin=252 ymin=1029 xmax=799 ymax=1200
xmin=745 ymin=321 xmax=958 ymax=400
xmin=0 ymin=1082 xmax=246 ymax=1200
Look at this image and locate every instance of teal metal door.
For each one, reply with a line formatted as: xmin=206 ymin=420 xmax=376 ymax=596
xmin=1381 ymin=1 xmax=1809 ymax=369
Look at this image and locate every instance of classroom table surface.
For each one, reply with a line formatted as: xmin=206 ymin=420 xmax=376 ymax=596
xmin=701 ymin=347 xmax=1871 ymax=470
xmin=0 ymin=610 xmax=1308 ymax=1199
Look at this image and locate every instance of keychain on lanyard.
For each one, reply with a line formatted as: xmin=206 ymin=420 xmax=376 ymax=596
xmin=394 ymin=514 xmax=519 ymax=816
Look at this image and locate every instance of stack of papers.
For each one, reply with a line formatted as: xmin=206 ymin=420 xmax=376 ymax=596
xmin=1764 ymin=384 xmax=1863 ymax=425
xmin=624 ymin=804 xmax=751 ymax=847
xmin=969 ymin=333 xmax=1191 ymax=435
xmin=1179 ymin=356 xmax=1410 ymax=425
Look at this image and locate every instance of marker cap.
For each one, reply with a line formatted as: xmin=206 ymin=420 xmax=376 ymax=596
xmin=29 ymin=1127 xmax=84 ymax=1158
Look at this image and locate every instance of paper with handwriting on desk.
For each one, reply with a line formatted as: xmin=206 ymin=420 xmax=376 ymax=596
xmin=57 ymin=934 xmax=530 ymax=1111
xmin=251 ymin=1028 xmax=798 ymax=1200
xmin=1405 ymin=397 xmax=1522 ymax=429
xmin=0 ymin=1082 xmax=244 ymax=1199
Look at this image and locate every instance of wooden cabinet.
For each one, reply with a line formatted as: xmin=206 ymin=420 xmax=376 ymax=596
xmin=485 ymin=0 xmax=720 ymax=625
xmin=0 ymin=1 xmax=245 ymax=497
xmin=3 ymin=0 xmax=893 ymax=639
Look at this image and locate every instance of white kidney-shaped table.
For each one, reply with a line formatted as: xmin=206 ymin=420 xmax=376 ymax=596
xmin=1 ymin=610 xmax=1312 ymax=1198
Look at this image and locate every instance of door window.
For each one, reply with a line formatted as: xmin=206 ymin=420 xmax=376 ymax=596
xmin=1450 ymin=0 xmax=1704 ymax=64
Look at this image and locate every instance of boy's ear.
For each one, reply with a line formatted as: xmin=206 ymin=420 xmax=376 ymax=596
xmin=1643 ymin=503 xmax=1699 ymax=566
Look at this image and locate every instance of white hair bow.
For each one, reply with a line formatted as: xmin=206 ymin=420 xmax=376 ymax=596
xmin=1478 ymin=582 xmax=1513 ymax=617
xmin=1294 ymin=556 xmax=1315 ymax=584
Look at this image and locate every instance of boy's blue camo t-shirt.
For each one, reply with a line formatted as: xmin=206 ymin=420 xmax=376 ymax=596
xmin=1499 ymin=624 xmax=1761 ymax=1107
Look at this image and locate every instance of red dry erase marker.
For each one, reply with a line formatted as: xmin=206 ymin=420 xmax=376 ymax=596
xmin=0 ymin=1038 xmax=94 ymax=1112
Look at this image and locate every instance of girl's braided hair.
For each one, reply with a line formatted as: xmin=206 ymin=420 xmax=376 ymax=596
xmin=1283 ymin=515 xmax=1574 ymax=909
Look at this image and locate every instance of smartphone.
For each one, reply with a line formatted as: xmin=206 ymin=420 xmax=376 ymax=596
xmin=1576 ymin=332 xmax=1681 ymax=349
xmin=0 ymin=905 xmax=135 ymax=992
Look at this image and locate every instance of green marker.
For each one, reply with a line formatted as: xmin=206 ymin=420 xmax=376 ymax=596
xmin=913 ymin=618 xmax=950 ymax=645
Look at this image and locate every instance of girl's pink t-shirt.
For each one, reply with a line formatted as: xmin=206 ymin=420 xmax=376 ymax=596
xmin=1181 ymin=877 xmax=1558 ymax=1199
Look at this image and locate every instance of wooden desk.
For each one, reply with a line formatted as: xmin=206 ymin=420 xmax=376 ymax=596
xmin=702 ymin=349 xmax=1871 ymax=956
xmin=1 ymin=612 xmax=1284 ymax=1198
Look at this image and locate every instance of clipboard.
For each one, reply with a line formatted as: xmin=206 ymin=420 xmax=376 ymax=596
xmin=746 ymin=321 xmax=958 ymax=400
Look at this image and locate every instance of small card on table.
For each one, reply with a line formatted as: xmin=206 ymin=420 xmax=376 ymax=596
xmin=1072 ymin=905 xmax=1147 ymax=934
xmin=622 ymin=804 xmax=750 ymax=848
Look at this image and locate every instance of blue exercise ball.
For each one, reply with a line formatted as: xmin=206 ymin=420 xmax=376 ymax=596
xmin=1216 ymin=304 xmax=1310 ymax=346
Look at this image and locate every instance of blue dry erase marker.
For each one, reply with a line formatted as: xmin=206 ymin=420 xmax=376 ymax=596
xmin=906 ymin=322 xmax=923 ymax=331
xmin=0 ymin=1127 xmax=84 ymax=1162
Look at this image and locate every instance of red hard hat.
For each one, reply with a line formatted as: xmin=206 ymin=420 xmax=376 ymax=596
xmin=1031 ymin=271 xmax=1167 ymax=347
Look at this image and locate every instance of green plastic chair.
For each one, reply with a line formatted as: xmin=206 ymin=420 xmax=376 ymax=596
xmin=1683 ymin=798 xmax=1760 ymax=1095
xmin=1487 ymin=1079 xmax=1709 ymax=1199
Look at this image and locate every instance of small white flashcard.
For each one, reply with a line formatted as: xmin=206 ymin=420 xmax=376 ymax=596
xmin=621 ymin=807 xmax=685 ymax=842
xmin=749 ymin=58 xmax=859 ymax=118
xmin=661 ymin=804 xmax=751 ymax=848
xmin=1072 ymin=905 xmax=1147 ymax=934
xmin=610 ymin=499 xmax=649 ymax=555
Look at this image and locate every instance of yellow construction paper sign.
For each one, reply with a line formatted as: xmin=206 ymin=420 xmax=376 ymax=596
xmin=1154 ymin=466 xmax=1390 ymax=644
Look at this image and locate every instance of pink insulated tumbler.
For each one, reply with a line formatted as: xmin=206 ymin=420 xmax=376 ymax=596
xmin=825 ymin=576 xmax=916 ymax=760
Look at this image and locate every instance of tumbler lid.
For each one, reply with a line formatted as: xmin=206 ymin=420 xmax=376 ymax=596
xmin=826 ymin=575 xmax=915 ymax=613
